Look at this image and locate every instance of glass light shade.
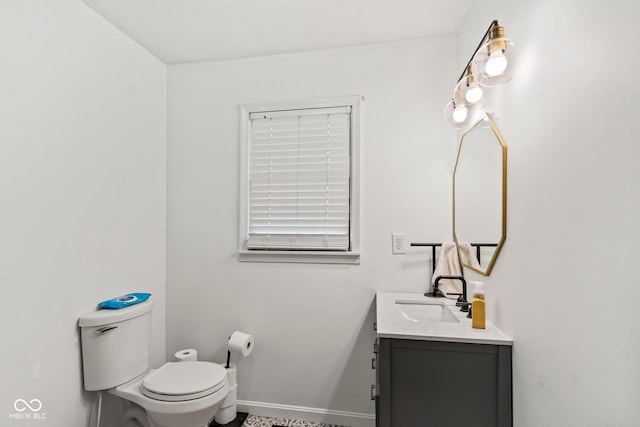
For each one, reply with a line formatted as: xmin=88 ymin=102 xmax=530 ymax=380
xmin=472 ymin=36 xmax=517 ymax=87
xmin=443 ymin=100 xmax=484 ymax=129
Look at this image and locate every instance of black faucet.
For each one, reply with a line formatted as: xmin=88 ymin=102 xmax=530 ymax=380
xmin=428 ymin=275 xmax=470 ymax=312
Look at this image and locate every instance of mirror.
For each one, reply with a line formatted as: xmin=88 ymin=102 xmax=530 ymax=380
xmin=453 ymin=113 xmax=507 ymax=276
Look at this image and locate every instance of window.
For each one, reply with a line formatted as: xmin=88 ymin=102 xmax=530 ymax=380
xmin=239 ymin=96 xmax=361 ymax=264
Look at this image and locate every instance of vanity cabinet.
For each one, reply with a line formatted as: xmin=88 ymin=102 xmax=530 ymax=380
xmin=376 ymin=338 xmax=512 ymax=427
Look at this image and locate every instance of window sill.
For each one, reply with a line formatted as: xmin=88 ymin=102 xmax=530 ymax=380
xmin=238 ymin=250 xmax=361 ymax=265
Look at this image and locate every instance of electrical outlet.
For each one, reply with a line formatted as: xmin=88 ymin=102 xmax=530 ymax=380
xmin=392 ymin=233 xmax=406 ymax=254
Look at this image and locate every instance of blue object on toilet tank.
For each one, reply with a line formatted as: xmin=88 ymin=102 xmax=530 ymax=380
xmin=98 ymin=292 xmax=151 ymax=310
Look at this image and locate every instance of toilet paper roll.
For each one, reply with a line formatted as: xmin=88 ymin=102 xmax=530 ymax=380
xmin=228 ymin=331 xmax=254 ymax=357
xmin=226 ymin=363 xmax=237 ymax=386
xmin=221 ymin=385 xmax=237 ymax=408
xmin=215 ymin=403 xmax=237 ymax=425
xmin=174 ymin=348 xmax=197 ymax=362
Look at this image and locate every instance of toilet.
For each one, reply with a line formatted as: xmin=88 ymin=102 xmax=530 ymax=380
xmin=78 ymin=299 xmax=229 ymax=427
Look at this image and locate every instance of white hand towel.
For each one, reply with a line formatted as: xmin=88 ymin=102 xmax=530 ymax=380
xmin=431 ymin=242 xmax=481 ymax=298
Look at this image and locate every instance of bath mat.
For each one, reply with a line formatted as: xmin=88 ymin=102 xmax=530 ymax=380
xmin=241 ymin=414 xmax=350 ymax=427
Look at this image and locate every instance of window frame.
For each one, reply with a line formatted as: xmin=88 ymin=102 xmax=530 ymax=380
xmin=238 ymin=96 xmax=362 ymax=264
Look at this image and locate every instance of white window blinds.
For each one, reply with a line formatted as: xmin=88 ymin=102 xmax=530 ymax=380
xmin=247 ymin=106 xmax=351 ymax=251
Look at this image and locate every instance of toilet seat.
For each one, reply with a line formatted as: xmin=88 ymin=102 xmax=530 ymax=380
xmin=141 ymin=362 xmax=227 ymax=402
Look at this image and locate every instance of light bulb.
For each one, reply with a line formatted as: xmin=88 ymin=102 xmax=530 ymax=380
xmin=443 ymin=100 xmax=483 ymax=129
xmin=465 ymin=83 xmax=483 ymax=103
xmin=452 ymin=105 xmax=468 ymax=123
xmin=485 ymin=50 xmax=508 ymax=76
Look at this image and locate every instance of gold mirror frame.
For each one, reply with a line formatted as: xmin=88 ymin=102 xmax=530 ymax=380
xmin=452 ymin=112 xmax=507 ymax=276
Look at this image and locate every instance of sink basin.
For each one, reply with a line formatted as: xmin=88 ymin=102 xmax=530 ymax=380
xmin=395 ymin=299 xmax=460 ymax=323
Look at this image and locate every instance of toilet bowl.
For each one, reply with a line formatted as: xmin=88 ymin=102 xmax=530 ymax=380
xmin=78 ymin=299 xmax=230 ymax=427
xmin=111 ymin=362 xmax=230 ymax=427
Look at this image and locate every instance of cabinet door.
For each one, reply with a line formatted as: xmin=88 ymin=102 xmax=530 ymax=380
xmin=374 ymin=338 xmax=380 ymax=427
xmin=378 ymin=338 xmax=512 ymax=427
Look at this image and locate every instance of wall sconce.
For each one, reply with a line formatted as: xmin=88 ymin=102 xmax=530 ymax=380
xmin=444 ymin=20 xmax=516 ymax=128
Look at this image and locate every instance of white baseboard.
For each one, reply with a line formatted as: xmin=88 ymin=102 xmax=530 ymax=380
xmin=236 ymin=400 xmax=375 ymax=427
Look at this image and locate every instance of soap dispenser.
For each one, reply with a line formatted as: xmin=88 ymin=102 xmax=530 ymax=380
xmin=470 ymin=281 xmax=485 ymax=329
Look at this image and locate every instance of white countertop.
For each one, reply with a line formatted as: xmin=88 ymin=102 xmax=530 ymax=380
xmin=376 ymin=292 xmax=513 ymax=346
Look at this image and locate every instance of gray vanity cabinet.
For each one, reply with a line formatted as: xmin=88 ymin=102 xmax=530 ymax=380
xmin=376 ymin=338 xmax=512 ymax=427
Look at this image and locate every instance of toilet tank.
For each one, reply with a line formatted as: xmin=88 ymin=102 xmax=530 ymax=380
xmin=78 ymin=299 xmax=153 ymax=391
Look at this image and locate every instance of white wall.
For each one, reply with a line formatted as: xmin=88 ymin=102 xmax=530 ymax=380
xmin=167 ymin=38 xmax=458 ymax=423
xmin=0 ymin=1 xmax=166 ymax=426
xmin=458 ymin=0 xmax=640 ymax=425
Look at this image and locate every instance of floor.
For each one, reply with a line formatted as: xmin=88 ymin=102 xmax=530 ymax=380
xmin=242 ymin=415 xmax=349 ymax=427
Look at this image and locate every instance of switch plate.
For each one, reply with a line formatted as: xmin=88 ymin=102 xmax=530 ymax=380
xmin=392 ymin=233 xmax=406 ymax=254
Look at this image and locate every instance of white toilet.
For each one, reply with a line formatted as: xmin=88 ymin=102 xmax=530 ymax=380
xmin=79 ymin=299 xmax=230 ymax=427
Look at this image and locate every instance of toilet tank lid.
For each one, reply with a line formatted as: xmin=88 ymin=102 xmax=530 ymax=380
xmin=78 ymin=299 xmax=153 ymax=328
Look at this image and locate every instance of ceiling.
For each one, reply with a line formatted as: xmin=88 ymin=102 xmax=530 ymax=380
xmin=82 ymin=0 xmax=473 ymax=64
